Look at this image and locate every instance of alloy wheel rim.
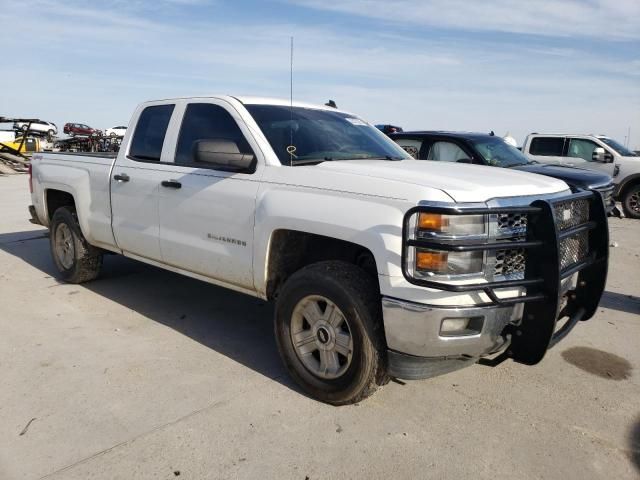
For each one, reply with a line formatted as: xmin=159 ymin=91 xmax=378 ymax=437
xmin=290 ymin=295 xmax=354 ymax=380
xmin=55 ymin=223 xmax=75 ymax=269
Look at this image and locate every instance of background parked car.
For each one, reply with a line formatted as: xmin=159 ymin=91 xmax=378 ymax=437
xmin=105 ymin=126 xmax=127 ymax=137
xmin=389 ymin=130 xmax=617 ymax=215
xmin=1 ymin=135 xmax=40 ymax=153
xmin=13 ymin=120 xmax=57 ymax=138
xmin=64 ymin=123 xmax=98 ymax=136
xmin=521 ymin=133 xmax=640 ymax=219
xmin=375 ymin=124 xmax=403 ymax=135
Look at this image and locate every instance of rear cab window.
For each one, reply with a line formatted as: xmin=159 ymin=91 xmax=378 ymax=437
xmin=129 ymin=104 xmax=175 ymax=162
xmin=529 ymin=137 xmax=565 ymax=156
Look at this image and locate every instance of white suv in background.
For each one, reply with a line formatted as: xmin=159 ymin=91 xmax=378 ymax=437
xmin=13 ymin=120 xmax=58 ymax=138
xmin=105 ymin=126 xmax=127 ymax=137
xmin=522 ymin=133 xmax=640 ymax=219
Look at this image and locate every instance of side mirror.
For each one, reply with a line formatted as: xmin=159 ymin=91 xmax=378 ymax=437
xmin=194 ymin=139 xmax=255 ymax=171
xmin=592 ymin=147 xmax=614 ymax=163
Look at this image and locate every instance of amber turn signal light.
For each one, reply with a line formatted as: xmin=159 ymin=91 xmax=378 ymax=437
xmin=418 ymin=213 xmax=448 ymax=231
xmin=416 ymin=250 xmax=448 ymax=272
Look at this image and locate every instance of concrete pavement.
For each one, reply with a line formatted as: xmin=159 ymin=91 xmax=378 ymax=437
xmin=0 ymin=174 xmax=638 ymax=479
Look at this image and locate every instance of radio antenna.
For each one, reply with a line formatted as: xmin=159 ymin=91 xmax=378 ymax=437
xmin=289 ymin=36 xmax=294 ymax=166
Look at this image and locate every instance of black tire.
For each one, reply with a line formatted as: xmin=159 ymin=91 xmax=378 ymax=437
xmin=621 ymin=183 xmax=640 ymax=219
xmin=274 ymin=261 xmax=388 ymax=405
xmin=50 ymin=206 xmax=103 ymax=283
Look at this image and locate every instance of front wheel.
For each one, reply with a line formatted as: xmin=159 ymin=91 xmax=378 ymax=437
xmin=274 ymin=261 xmax=387 ymax=405
xmin=621 ymin=184 xmax=640 ymax=219
xmin=50 ymin=206 xmax=103 ymax=283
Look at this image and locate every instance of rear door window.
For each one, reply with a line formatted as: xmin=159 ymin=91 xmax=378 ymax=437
xmin=129 ymin=104 xmax=175 ymax=162
xmin=529 ymin=137 xmax=565 ymax=156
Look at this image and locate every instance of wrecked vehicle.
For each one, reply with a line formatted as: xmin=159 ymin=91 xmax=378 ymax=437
xmin=29 ymin=96 xmax=608 ymax=404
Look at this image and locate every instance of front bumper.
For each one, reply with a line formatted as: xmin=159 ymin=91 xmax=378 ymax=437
xmin=386 ymin=189 xmax=609 ymax=379
xmin=383 ymin=297 xmax=524 ymax=380
xmin=383 ymin=297 xmax=523 ymax=358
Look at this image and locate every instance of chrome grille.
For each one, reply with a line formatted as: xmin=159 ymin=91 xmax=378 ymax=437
xmin=494 ymin=247 xmax=526 ymax=278
xmin=554 ymin=199 xmax=589 ymax=231
xmin=497 ymin=213 xmax=527 ymax=236
xmin=559 ymin=231 xmax=589 ymax=270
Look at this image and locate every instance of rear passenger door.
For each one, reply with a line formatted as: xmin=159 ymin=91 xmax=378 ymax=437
xmin=526 ymin=136 xmax=566 ymax=165
xmin=111 ymin=103 xmax=175 ymax=261
xmin=157 ymin=100 xmax=263 ymax=290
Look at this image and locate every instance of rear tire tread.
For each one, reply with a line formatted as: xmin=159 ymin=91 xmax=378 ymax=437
xmin=50 ymin=206 xmax=102 ymax=283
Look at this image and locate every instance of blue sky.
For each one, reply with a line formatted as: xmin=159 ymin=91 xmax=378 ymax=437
xmin=1 ymin=0 xmax=639 ymax=147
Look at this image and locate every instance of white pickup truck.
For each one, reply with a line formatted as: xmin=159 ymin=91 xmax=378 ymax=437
xmin=29 ymin=96 xmax=609 ymax=405
xmin=522 ymin=133 xmax=640 ymax=219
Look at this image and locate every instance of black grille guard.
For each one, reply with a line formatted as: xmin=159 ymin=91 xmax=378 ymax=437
xmin=401 ymin=189 xmax=609 ymax=364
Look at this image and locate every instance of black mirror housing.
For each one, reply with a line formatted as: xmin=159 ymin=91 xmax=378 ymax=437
xmin=193 ymin=139 xmax=255 ymax=172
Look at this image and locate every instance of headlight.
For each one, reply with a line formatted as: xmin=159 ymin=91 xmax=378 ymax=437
xmin=416 ymin=213 xmax=486 ymax=238
xmin=405 ymin=211 xmax=488 ymax=281
xmin=415 ymin=249 xmax=484 ymax=276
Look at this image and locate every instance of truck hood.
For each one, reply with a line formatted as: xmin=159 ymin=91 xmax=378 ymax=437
xmin=514 ymin=163 xmax=612 ymax=190
xmin=315 ymin=160 xmax=568 ymax=203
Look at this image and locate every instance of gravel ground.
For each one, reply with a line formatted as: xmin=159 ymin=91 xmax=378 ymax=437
xmin=0 ymin=174 xmax=638 ymax=480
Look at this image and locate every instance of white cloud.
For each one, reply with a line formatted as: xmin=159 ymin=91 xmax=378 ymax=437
xmin=1 ymin=0 xmax=638 ymax=148
xmin=287 ymin=0 xmax=640 ymax=40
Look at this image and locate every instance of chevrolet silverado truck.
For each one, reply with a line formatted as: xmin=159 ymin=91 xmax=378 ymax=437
xmin=389 ymin=130 xmax=617 ymax=215
xmin=522 ymin=133 xmax=640 ymax=219
xmin=28 ymin=96 xmax=609 ymax=405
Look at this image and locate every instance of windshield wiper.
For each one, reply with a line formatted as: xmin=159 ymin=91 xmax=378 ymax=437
xmin=290 ymin=157 xmax=333 ymax=166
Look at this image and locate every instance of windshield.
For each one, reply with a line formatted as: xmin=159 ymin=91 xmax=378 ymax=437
xmin=599 ymin=137 xmax=636 ymax=157
xmin=470 ymin=136 xmax=529 ymax=168
xmin=245 ymin=105 xmax=411 ymax=165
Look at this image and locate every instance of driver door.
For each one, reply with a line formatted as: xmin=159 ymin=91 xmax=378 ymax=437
xmin=157 ymin=100 xmax=264 ymax=289
xmin=565 ymin=137 xmax=615 ymax=177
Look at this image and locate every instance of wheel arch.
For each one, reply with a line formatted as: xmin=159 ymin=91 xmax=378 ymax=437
xmin=263 ymin=229 xmax=381 ymax=300
xmin=615 ymin=174 xmax=640 ymax=197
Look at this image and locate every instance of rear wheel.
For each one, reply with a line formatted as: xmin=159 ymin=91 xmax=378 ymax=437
xmin=621 ymin=184 xmax=640 ymax=219
xmin=274 ymin=261 xmax=387 ymax=405
xmin=50 ymin=206 xmax=103 ymax=283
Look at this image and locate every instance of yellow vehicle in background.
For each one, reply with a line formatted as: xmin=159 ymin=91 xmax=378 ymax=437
xmin=0 ymin=135 xmax=40 ymax=154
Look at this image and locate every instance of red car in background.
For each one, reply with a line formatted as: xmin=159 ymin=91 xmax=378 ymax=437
xmin=63 ymin=123 xmax=99 ymax=136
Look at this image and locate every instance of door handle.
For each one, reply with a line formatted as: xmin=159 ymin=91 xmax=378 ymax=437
xmin=161 ymin=180 xmax=182 ymax=189
xmin=113 ymin=173 xmax=130 ymax=182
